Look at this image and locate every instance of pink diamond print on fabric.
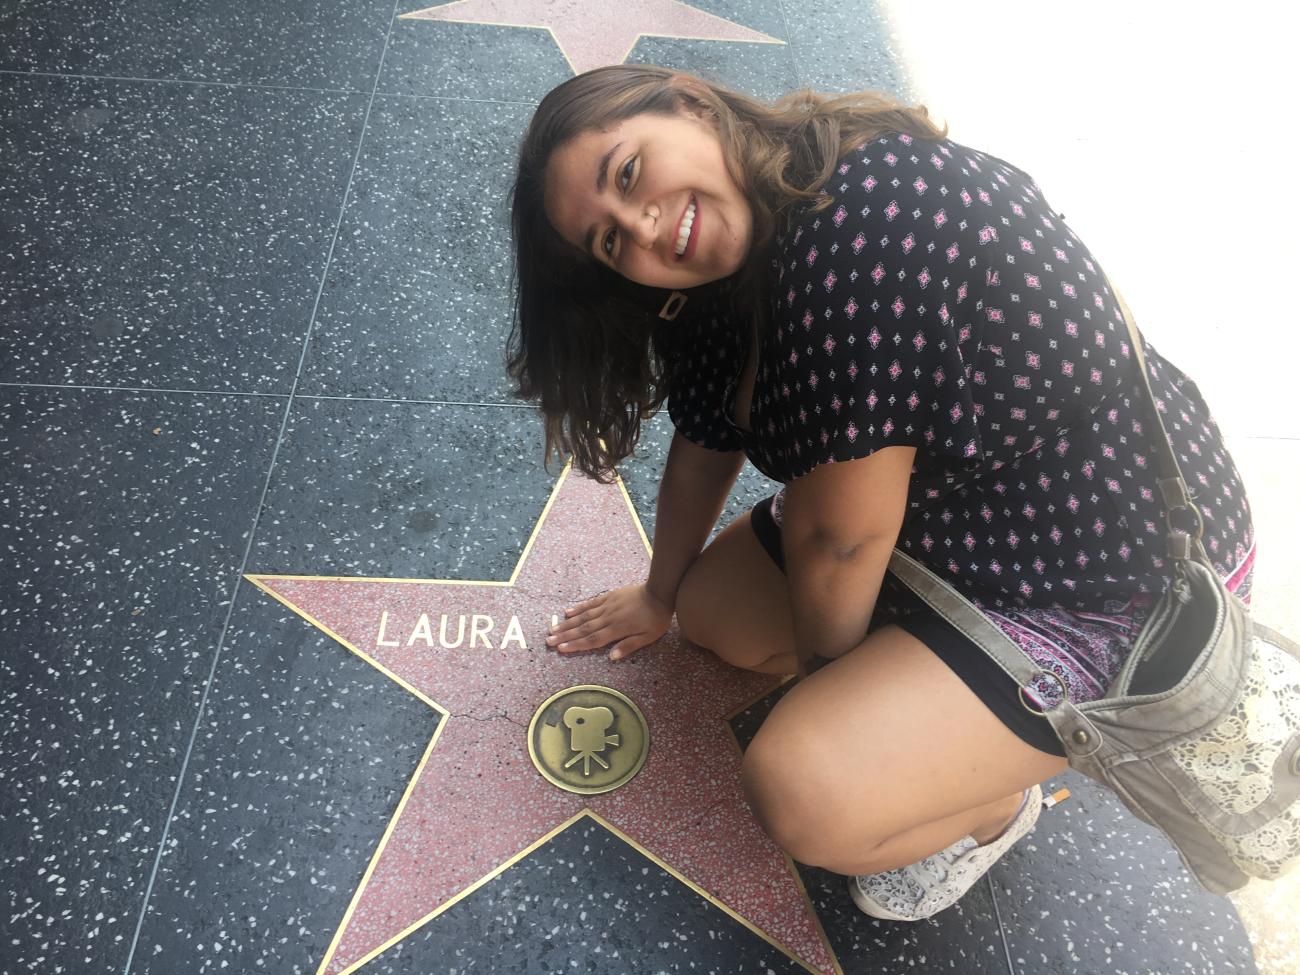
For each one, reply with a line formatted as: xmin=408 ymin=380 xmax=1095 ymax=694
xmin=845 ymin=421 xmax=859 ymax=442
xmin=883 ymin=152 xmax=898 ymax=166
xmin=843 ymin=298 xmax=858 ymax=319
xmin=806 ymin=246 xmax=818 ymax=266
xmin=913 ymin=177 xmax=928 ymax=194
xmin=867 ymin=327 xmax=882 ymax=348
xmin=852 ymin=232 xmax=867 ymax=254
xmin=847 ymin=361 xmax=859 ymax=380
xmin=949 ymin=403 xmax=963 ymax=423
xmin=888 ymin=361 xmax=902 ymax=380
xmin=946 ymin=243 xmax=960 ymax=263
xmin=871 ymin=263 xmax=886 ymax=284
xmin=917 ymin=268 xmax=931 ymax=288
xmin=934 ymin=209 xmax=947 ymax=228
xmin=912 ymin=331 xmax=926 ymax=352
xmin=823 ymin=335 xmax=837 ymax=355
xmin=884 ymin=201 xmax=901 ymax=221
xmin=823 ymin=270 xmax=837 ymax=291
xmin=930 ymin=152 xmax=944 ymax=169
xmin=863 ymin=175 xmax=878 ymax=192
xmin=833 ymin=205 xmax=848 ymax=226
xmin=907 ymin=391 xmax=920 ymax=410
xmin=892 ymin=297 xmax=906 ymax=318
xmin=882 ymin=418 xmax=894 ymax=436
xmin=901 ymin=233 xmax=916 ymax=254
xmin=802 ymin=309 xmax=814 ymax=330
xmin=866 ymin=390 xmax=878 ymax=410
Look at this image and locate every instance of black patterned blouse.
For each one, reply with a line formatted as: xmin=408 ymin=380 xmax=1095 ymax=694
xmin=664 ymin=134 xmax=1255 ymax=624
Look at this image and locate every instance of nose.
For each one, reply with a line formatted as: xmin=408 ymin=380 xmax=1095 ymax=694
xmin=619 ymin=202 xmax=660 ymax=251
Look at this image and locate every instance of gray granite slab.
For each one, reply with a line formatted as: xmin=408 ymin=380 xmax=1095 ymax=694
xmin=0 ymin=387 xmax=283 ymax=975
xmin=363 ymin=815 xmax=812 ymax=973
xmin=781 ymin=0 xmax=916 ymax=100
xmin=0 ymin=75 xmax=366 ymax=393
xmin=122 ymin=399 xmax=558 ymax=972
xmin=992 ymin=770 xmax=1258 ymax=975
xmin=298 ymin=96 xmax=531 ymax=403
xmin=0 ymin=0 xmax=395 ymax=90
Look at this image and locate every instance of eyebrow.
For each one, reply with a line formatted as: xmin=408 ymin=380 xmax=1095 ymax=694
xmin=583 ymin=141 xmax=623 ymax=255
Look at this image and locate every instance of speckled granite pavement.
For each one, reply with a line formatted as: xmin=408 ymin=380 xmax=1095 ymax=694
xmin=0 ymin=1 xmax=1269 ymax=973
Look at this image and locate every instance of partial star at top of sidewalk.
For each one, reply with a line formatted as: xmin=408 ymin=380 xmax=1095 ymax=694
xmin=401 ymin=0 xmax=783 ymax=75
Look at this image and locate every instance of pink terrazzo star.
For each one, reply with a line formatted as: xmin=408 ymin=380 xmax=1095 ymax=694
xmin=400 ymin=0 xmax=783 ymax=75
xmin=248 ymin=465 xmax=839 ymax=975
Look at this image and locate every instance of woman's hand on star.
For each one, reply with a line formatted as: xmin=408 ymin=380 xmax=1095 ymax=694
xmin=546 ymin=584 xmax=673 ymax=660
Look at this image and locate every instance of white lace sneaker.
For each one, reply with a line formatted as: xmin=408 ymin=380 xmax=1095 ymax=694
xmin=848 ymin=784 xmax=1043 ymax=921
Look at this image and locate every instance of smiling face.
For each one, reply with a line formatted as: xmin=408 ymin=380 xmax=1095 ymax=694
xmin=543 ymin=109 xmax=754 ymax=290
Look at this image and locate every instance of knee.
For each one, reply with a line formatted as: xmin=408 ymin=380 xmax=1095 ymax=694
xmin=740 ymin=728 xmax=835 ymax=865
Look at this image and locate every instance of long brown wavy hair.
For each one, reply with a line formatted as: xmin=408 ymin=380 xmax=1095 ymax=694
xmin=508 ymin=65 xmax=946 ymax=482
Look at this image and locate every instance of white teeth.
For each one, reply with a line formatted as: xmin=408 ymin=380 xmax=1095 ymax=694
xmin=675 ymin=201 xmax=696 ymax=256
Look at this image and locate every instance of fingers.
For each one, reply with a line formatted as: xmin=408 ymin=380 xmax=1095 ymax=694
xmin=546 ymin=606 xmax=606 ymax=651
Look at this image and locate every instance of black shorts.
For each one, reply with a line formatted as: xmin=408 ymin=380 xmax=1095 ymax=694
xmin=749 ymin=496 xmax=1066 ymax=758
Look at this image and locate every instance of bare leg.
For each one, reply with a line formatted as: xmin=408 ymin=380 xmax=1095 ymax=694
xmin=676 ymin=512 xmax=1066 ymax=876
xmin=740 ymin=624 xmax=1067 ymax=875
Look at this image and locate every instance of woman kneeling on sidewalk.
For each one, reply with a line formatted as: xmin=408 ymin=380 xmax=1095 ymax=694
xmin=508 ymin=65 xmax=1256 ymax=920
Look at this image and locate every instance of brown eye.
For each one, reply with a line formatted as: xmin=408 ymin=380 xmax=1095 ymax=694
xmin=602 ymin=227 xmax=617 ymax=256
xmin=618 ymin=156 xmax=636 ymax=191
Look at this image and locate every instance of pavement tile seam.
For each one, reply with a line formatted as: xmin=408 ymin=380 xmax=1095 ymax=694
xmin=0 ymin=66 xmax=360 ymax=97
xmin=0 ymin=67 xmax=540 ymax=108
xmin=300 ymin=393 xmax=536 ymax=409
xmin=0 ymin=383 xmax=542 ymax=412
xmin=116 ymin=3 xmax=409 ymax=971
xmin=984 ymin=874 xmax=1017 ymax=975
xmin=770 ymin=0 xmax=803 ymax=87
xmin=0 ymin=380 xmax=290 ymax=400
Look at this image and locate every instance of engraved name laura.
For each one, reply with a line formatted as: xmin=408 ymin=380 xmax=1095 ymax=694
xmin=374 ymin=610 xmax=530 ymax=650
